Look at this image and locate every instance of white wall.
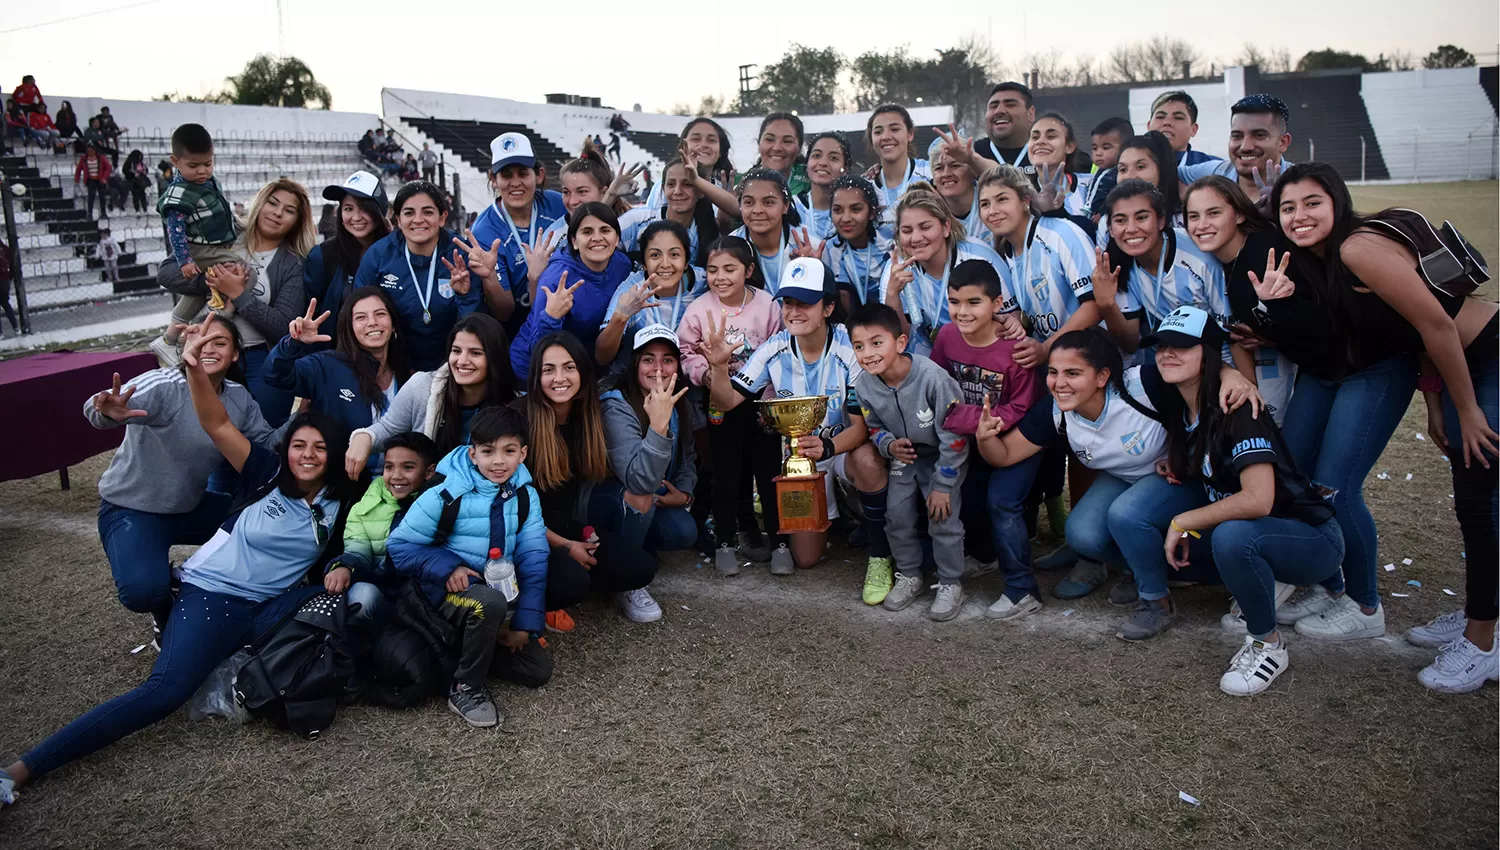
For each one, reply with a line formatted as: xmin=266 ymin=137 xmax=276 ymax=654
xmin=50 ymin=95 xmax=381 ymax=141
xmin=1127 ymin=74 xmax=1241 ymax=160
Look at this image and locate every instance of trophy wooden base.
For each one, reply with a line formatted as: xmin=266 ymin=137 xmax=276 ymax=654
xmin=774 ymin=472 xmax=830 ymax=534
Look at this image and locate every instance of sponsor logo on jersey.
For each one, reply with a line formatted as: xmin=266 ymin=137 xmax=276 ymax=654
xmin=338 ymin=388 xmax=356 ymax=402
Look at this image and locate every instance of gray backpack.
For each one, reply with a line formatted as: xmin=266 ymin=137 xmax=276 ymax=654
xmin=1364 ymin=209 xmax=1490 ymax=300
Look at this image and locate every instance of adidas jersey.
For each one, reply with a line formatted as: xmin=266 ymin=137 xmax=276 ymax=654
xmin=952 ymin=190 xmax=991 ymax=241
xmin=1125 ymin=228 xmax=1229 ymax=331
xmin=731 ymin=324 xmax=862 ymax=438
xmin=617 ymin=205 xmax=700 ymax=259
xmin=1021 ymin=366 xmax=1166 ymax=485
xmin=882 ymin=238 xmax=1011 ymax=357
xmin=873 ymin=157 xmax=934 ymax=243
xmin=1177 ymin=157 xmax=1296 ymax=187
xmin=1000 ymin=216 xmax=1134 ymax=342
xmin=730 ymin=225 xmax=798 ymax=296
xmin=825 ymin=237 xmax=890 ymax=307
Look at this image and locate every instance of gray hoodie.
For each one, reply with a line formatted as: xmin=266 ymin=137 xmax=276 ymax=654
xmin=852 ymin=354 xmax=968 ymax=494
xmin=600 ymin=389 xmax=697 ymax=496
xmin=84 ymin=367 xmax=275 ymax=514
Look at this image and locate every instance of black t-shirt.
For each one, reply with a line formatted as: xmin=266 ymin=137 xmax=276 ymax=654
xmin=1191 ymin=404 xmax=1334 ymax=526
xmin=1226 ymin=230 xmax=1350 ymax=380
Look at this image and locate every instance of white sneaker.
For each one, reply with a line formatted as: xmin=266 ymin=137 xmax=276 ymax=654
xmin=963 ymin=555 xmax=998 ymax=578
xmin=882 ymin=571 xmax=925 ymax=612
xmin=1276 ymin=585 xmax=1337 ymax=625
xmin=149 ymin=334 xmax=181 ymax=368
xmin=1418 ymin=637 xmax=1500 ymax=693
xmin=1293 ymin=594 xmax=1385 ymax=640
xmin=929 ymin=582 xmax=965 ymax=622
xmin=0 ymin=767 xmax=16 ymax=806
xmin=1219 ymin=635 xmax=1290 ymax=696
xmin=1408 ymin=610 xmax=1469 ymax=648
xmin=617 ymin=588 xmax=662 ymax=623
xmin=1221 ymin=581 xmax=1297 ymax=632
xmin=986 ymin=593 xmax=1042 ymax=621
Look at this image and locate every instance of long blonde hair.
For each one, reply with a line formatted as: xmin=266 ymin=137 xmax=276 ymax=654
xmin=240 ymin=178 xmax=317 ymax=258
xmin=894 ymin=181 xmax=965 ymax=260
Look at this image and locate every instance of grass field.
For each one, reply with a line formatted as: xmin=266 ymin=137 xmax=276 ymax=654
xmin=0 ymin=182 xmax=1495 ymax=849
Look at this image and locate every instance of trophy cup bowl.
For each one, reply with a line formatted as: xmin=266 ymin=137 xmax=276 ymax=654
xmin=757 ymin=395 xmax=828 ymax=477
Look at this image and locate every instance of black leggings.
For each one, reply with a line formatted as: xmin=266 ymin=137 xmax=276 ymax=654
xmin=709 ymin=402 xmax=779 ymax=544
xmin=544 ymin=528 xmax=658 ymax=610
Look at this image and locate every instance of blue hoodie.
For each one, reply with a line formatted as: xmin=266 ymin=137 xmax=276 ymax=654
xmin=354 ymin=229 xmax=482 ymax=371
xmin=470 ymin=191 xmax=566 ymax=332
xmin=509 ymin=248 xmax=633 ymax=382
xmin=263 ymin=335 xmax=396 ymax=472
xmin=301 ymin=242 xmax=355 ymax=347
xmin=387 ymin=445 xmax=550 ymax=635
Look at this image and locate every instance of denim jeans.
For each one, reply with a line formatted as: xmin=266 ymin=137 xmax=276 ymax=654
xmin=1064 ymin=472 xmax=1133 ymax=566
xmin=1280 ymin=354 xmax=1417 ymax=609
xmin=98 ymin=493 xmax=233 ymax=615
xmin=1105 ymin=474 xmax=1224 ymax=600
xmin=22 ymin=583 xmax=323 ymax=779
xmin=240 ymin=344 xmax=297 ymax=428
xmin=1443 ymin=350 xmax=1499 ymax=621
xmin=589 ymin=479 xmax=698 ymax=554
xmin=1213 ymin=517 xmax=1345 ymax=638
xmin=345 ymin=581 xmax=393 ymax=654
xmin=964 ymin=452 xmax=1044 ymax=599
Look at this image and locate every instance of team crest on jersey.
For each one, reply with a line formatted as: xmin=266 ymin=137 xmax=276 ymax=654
xmin=1030 ymin=276 xmax=1050 ymax=303
xmin=439 ymin=281 xmax=454 ymax=299
xmin=338 ymin=388 xmax=356 ymax=402
xmin=380 ymin=273 xmax=401 ymax=289
xmin=1120 ymin=429 xmax=1145 ymax=456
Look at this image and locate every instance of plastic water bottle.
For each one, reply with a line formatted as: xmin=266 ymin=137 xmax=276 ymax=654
xmin=483 ymin=547 xmax=518 ymax=602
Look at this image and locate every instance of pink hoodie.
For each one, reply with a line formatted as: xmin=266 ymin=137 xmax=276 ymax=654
xmin=678 ymin=286 xmax=782 ymax=385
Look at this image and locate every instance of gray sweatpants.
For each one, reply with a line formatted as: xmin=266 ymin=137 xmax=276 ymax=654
xmin=886 ymin=455 xmax=966 ymax=584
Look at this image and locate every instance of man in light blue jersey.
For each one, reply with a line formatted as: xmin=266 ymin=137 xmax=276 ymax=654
xmin=1178 ymin=94 xmax=1293 ymax=202
xmin=1148 ymin=91 xmax=1221 ymax=167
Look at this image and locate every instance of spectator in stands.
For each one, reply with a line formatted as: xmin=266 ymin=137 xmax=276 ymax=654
xmin=11 ymin=75 xmax=43 ymax=115
xmin=307 ymin=171 xmax=391 ymax=345
xmin=359 ymin=129 xmax=377 ymax=163
xmin=95 ymin=226 xmax=121 ymax=284
xmin=54 ymin=101 xmax=79 ymax=139
xmin=509 ymin=202 xmax=631 ymax=382
xmin=95 ymin=106 xmax=124 ymax=165
xmin=265 ymin=286 xmax=413 ymax=475
xmin=106 ymin=167 xmax=130 ymax=214
xmin=1179 ymin=95 xmax=1294 ymax=203
xmin=381 ymin=129 xmax=400 ymax=154
xmin=123 ymin=150 xmax=151 ymax=212
xmin=74 ymin=142 xmax=112 ymax=219
xmin=4 ymin=99 xmax=31 ymax=149
xmin=419 ymin=143 xmax=437 ymax=182
xmin=0 ymin=237 xmax=17 ymax=337
xmin=355 ymin=182 xmax=495 ymax=370
xmin=26 ymin=108 xmax=60 ymax=151
xmin=155 ymin=160 xmax=172 ymax=194
xmin=592 ymin=133 xmax=604 ymax=148
xmin=316 ymin=204 xmax=337 ymax=241
xmin=82 ymin=117 xmax=117 ymax=162
xmin=153 ymin=125 xmax=239 ymax=364
xmin=1147 ymin=92 xmax=1219 ymax=166
xmin=400 ymin=153 xmax=420 ymax=182
xmin=470 ymin=132 xmax=566 ymax=335
xmin=159 ymin=177 xmax=318 ymax=427
xmin=3 ymin=314 xmax=357 ymax=801
xmin=606 ymin=131 xmax=622 ymax=163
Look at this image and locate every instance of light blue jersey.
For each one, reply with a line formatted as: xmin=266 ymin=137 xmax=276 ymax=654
xmin=600 ymin=267 xmax=706 ymax=334
xmin=1124 ymin=228 xmax=1227 ymax=331
xmin=873 ymin=158 xmax=933 ymax=243
xmin=730 ymin=225 xmax=797 ymax=296
xmin=731 ymin=324 xmax=862 ymax=438
xmin=1178 ymin=157 xmax=1293 ymax=187
xmin=825 ymin=237 xmax=890 ymax=306
xmin=951 ymin=190 xmax=991 ymax=241
xmin=802 ymin=205 xmax=835 ymax=242
xmin=1001 ymin=216 xmax=1140 ymax=342
xmin=882 ymin=238 xmax=1011 ymax=356
xmin=617 ymin=205 xmax=700 ymax=259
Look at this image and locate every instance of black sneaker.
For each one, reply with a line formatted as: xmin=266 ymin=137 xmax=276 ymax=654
xmin=1107 ymin=574 xmax=1139 ymax=607
xmin=737 ymin=530 xmax=772 ymax=562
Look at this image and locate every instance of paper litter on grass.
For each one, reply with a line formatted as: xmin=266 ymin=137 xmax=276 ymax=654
xmin=1376 ymin=472 xmax=1389 ymax=480
xmin=1402 ymin=558 xmax=1413 ymax=565
xmin=130 ymin=644 xmax=147 ymax=654
xmin=1416 ymin=432 xmax=1426 ymax=441
xmin=1062 ymin=608 xmax=1076 ymax=617
xmin=1391 ymin=592 xmax=1410 ymax=598
xmin=1383 ymin=564 xmax=1396 ymax=572
xmin=1407 ymin=580 xmax=1422 ymax=588
xmin=1405 ymin=473 xmax=1413 ymax=481
xmin=1178 ymin=791 xmax=1201 ymax=806
xmin=1443 ymin=589 xmax=1457 ymax=596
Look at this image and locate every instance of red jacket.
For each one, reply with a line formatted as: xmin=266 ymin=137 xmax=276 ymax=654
xmin=75 ymin=153 xmax=111 ymax=183
xmin=27 ymin=112 xmax=54 ymax=131
xmin=12 ymin=83 xmax=41 ymax=108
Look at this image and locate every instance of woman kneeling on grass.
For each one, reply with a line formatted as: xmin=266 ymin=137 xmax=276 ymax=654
xmin=2 ymin=314 xmax=359 ymax=805
xmin=1111 ymin=305 xmax=1345 ymax=696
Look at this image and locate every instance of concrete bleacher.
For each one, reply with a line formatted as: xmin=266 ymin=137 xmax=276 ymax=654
xmin=1263 ymin=70 xmax=1389 ymax=180
xmin=1362 ymin=66 xmax=1499 ymax=182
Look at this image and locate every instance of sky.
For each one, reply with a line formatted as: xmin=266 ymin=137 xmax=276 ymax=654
xmin=3 ymin=0 xmax=1497 ymax=116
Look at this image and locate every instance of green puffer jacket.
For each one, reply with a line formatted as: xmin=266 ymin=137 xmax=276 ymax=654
xmin=339 ymin=477 xmax=401 ymax=580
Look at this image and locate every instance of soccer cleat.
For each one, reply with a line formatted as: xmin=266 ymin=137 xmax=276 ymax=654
xmin=861 ymin=557 xmax=894 ymax=605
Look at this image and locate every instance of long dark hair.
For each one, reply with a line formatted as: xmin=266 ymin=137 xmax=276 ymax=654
xmin=638 ymin=219 xmax=694 ymax=284
xmin=566 ymin=202 xmax=622 ymax=259
xmin=524 ymin=332 xmax=611 ymax=490
xmin=1119 ymin=131 xmax=1180 ymax=217
xmin=1049 ymin=327 xmax=1133 ymax=404
xmin=622 ymin=340 xmax=694 ymax=473
xmin=334 ymin=286 xmax=412 ymax=413
xmin=866 ymin=104 xmax=916 ymax=163
xmin=180 ymin=315 xmax=248 ymax=386
xmin=1161 ymin=340 xmax=1225 ymax=482
xmin=736 ymin=166 xmax=803 ymax=233
xmin=755 ymin=112 xmax=806 ymax=171
xmin=704 ymin=234 xmax=762 ymax=291
xmin=1270 ymin=161 xmax=1363 ymax=293
xmin=659 ymin=156 xmax=721 ymax=265
xmin=830 ymin=175 xmax=882 ymax=246
xmin=434 ymin=314 xmax=514 ymax=454
xmin=680 ymin=116 xmax=734 ymax=177
xmin=324 ymin=193 xmax=391 ymax=279
xmin=277 ymin=410 xmax=360 ymax=504
xmin=390 ymin=181 xmax=451 ymax=227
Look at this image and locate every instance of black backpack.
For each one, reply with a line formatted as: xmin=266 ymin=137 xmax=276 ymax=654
xmin=234 ymin=592 xmax=358 ymax=739
xmin=1363 ymin=209 xmax=1490 ymax=300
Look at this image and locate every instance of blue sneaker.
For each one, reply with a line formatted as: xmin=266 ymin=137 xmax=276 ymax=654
xmin=1 ymin=767 xmax=18 ymax=806
xmin=1053 ymin=558 xmax=1107 ymax=599
xmin=1033 ymin=544 xmax=1079 ymax=572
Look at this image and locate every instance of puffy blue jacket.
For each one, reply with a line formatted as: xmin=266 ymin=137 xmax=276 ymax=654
xmin=387 ymin=446 xmax=549 ymax=635
xmin=470 ymin=191 xmax=566 ymax=332
xmin=264 ymin=335 xmax=395 ymax=472
xmin=354 ymin=229 xmax=482 ymax=371
xmin=509 ymin=248 xmax=632 ymax=382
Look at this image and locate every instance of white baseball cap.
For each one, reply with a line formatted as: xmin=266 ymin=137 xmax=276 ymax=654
xmin=776 ymin=256 xmax=833 ymax=304
xmin=490 ymin=132 xmax=536 ymax=173
xmin=322 ymin=171 xmax=389 ymax=214
xmin=633 ymin=323 xmax=680 ymax=353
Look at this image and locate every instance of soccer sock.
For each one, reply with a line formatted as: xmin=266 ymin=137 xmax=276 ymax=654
xmin=858 ymin=487 xmax=890 ymax=559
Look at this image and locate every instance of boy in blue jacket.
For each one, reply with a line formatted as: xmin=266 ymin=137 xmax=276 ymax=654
xmin=387 ymin=407 xmax=549 ymax=728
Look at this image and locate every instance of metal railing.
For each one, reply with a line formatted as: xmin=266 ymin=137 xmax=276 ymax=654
xmin=1346 ymin=119 xmax=1499 ymax=183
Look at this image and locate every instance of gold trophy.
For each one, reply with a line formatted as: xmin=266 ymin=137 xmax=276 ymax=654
xmin=757 ymin=395 xmax=831 ymax=534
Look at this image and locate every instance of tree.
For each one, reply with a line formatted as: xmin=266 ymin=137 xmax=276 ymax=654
xmin=221 ymin=54 xmax=333 ymax=109
xmin=1023 ymin=50 xmax=1103 ymax=88
xmin=1297 ymin=48 xmax=1373 ymax=72
xmin=154 ymin=90 xmax=229 ymax=104
xmin=1424 ymin=44 xmax=1477 ymax=69
xmin=1373 ymin=50 xmax=1416 ymax=72
xmin=850 ymin=47 xmax=922 ymax=111
xmin=1236 ymin=43 xmax=1292 ymax=73
xmin=847 ymin=36 xmax=1000 ymax=132
xmin=737 ymin=44 xmax=843 ymax=115
xmin=1107 ymin=37 xmax=1201 ymax=82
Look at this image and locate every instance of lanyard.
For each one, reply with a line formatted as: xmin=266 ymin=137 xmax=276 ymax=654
xmin=1083 ymin=171 xmax=1104 ymax=209
xmin=877 ymin=158 xmax=917 ymax=208
xmin=498 ymin=200 xmax=538 ymax=264
xmin=916 ymin=250 xmax=952 ymax=338
xmin=1137 ymin=234 xmax=1172 ymax=328
xmin=404 ymin=244 xmax=438 ymax=325
xmin=988 ymin=140 xmax=1029 ymax=167
xmin=649 ymin=273 xmax=690 ymax=329
xmin=841 ymin=241 xmax=880 ymax=305
xmin=791 ymin=331 xmax=835 ymax=401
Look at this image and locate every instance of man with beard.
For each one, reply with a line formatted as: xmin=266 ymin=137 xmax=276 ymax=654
xmin=1178 ymin=94 xmax=1292 ymax=201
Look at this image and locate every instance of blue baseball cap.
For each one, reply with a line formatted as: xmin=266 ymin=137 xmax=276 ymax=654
xmin=1141 ymin=305 xmax=1224 ymax=349
xmin=776 ymin=257 xmax=834 ymax=304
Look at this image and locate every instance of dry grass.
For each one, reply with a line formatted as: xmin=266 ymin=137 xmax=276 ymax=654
xmin=1 ymin=181 xmax=1496 ymax=849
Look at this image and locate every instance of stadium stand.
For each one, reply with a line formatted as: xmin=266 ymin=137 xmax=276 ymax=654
xmin=1262 ymin=69 xmax=1389 ymax=180
xmin=400 ymin=117 xmax=571 ymax=186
